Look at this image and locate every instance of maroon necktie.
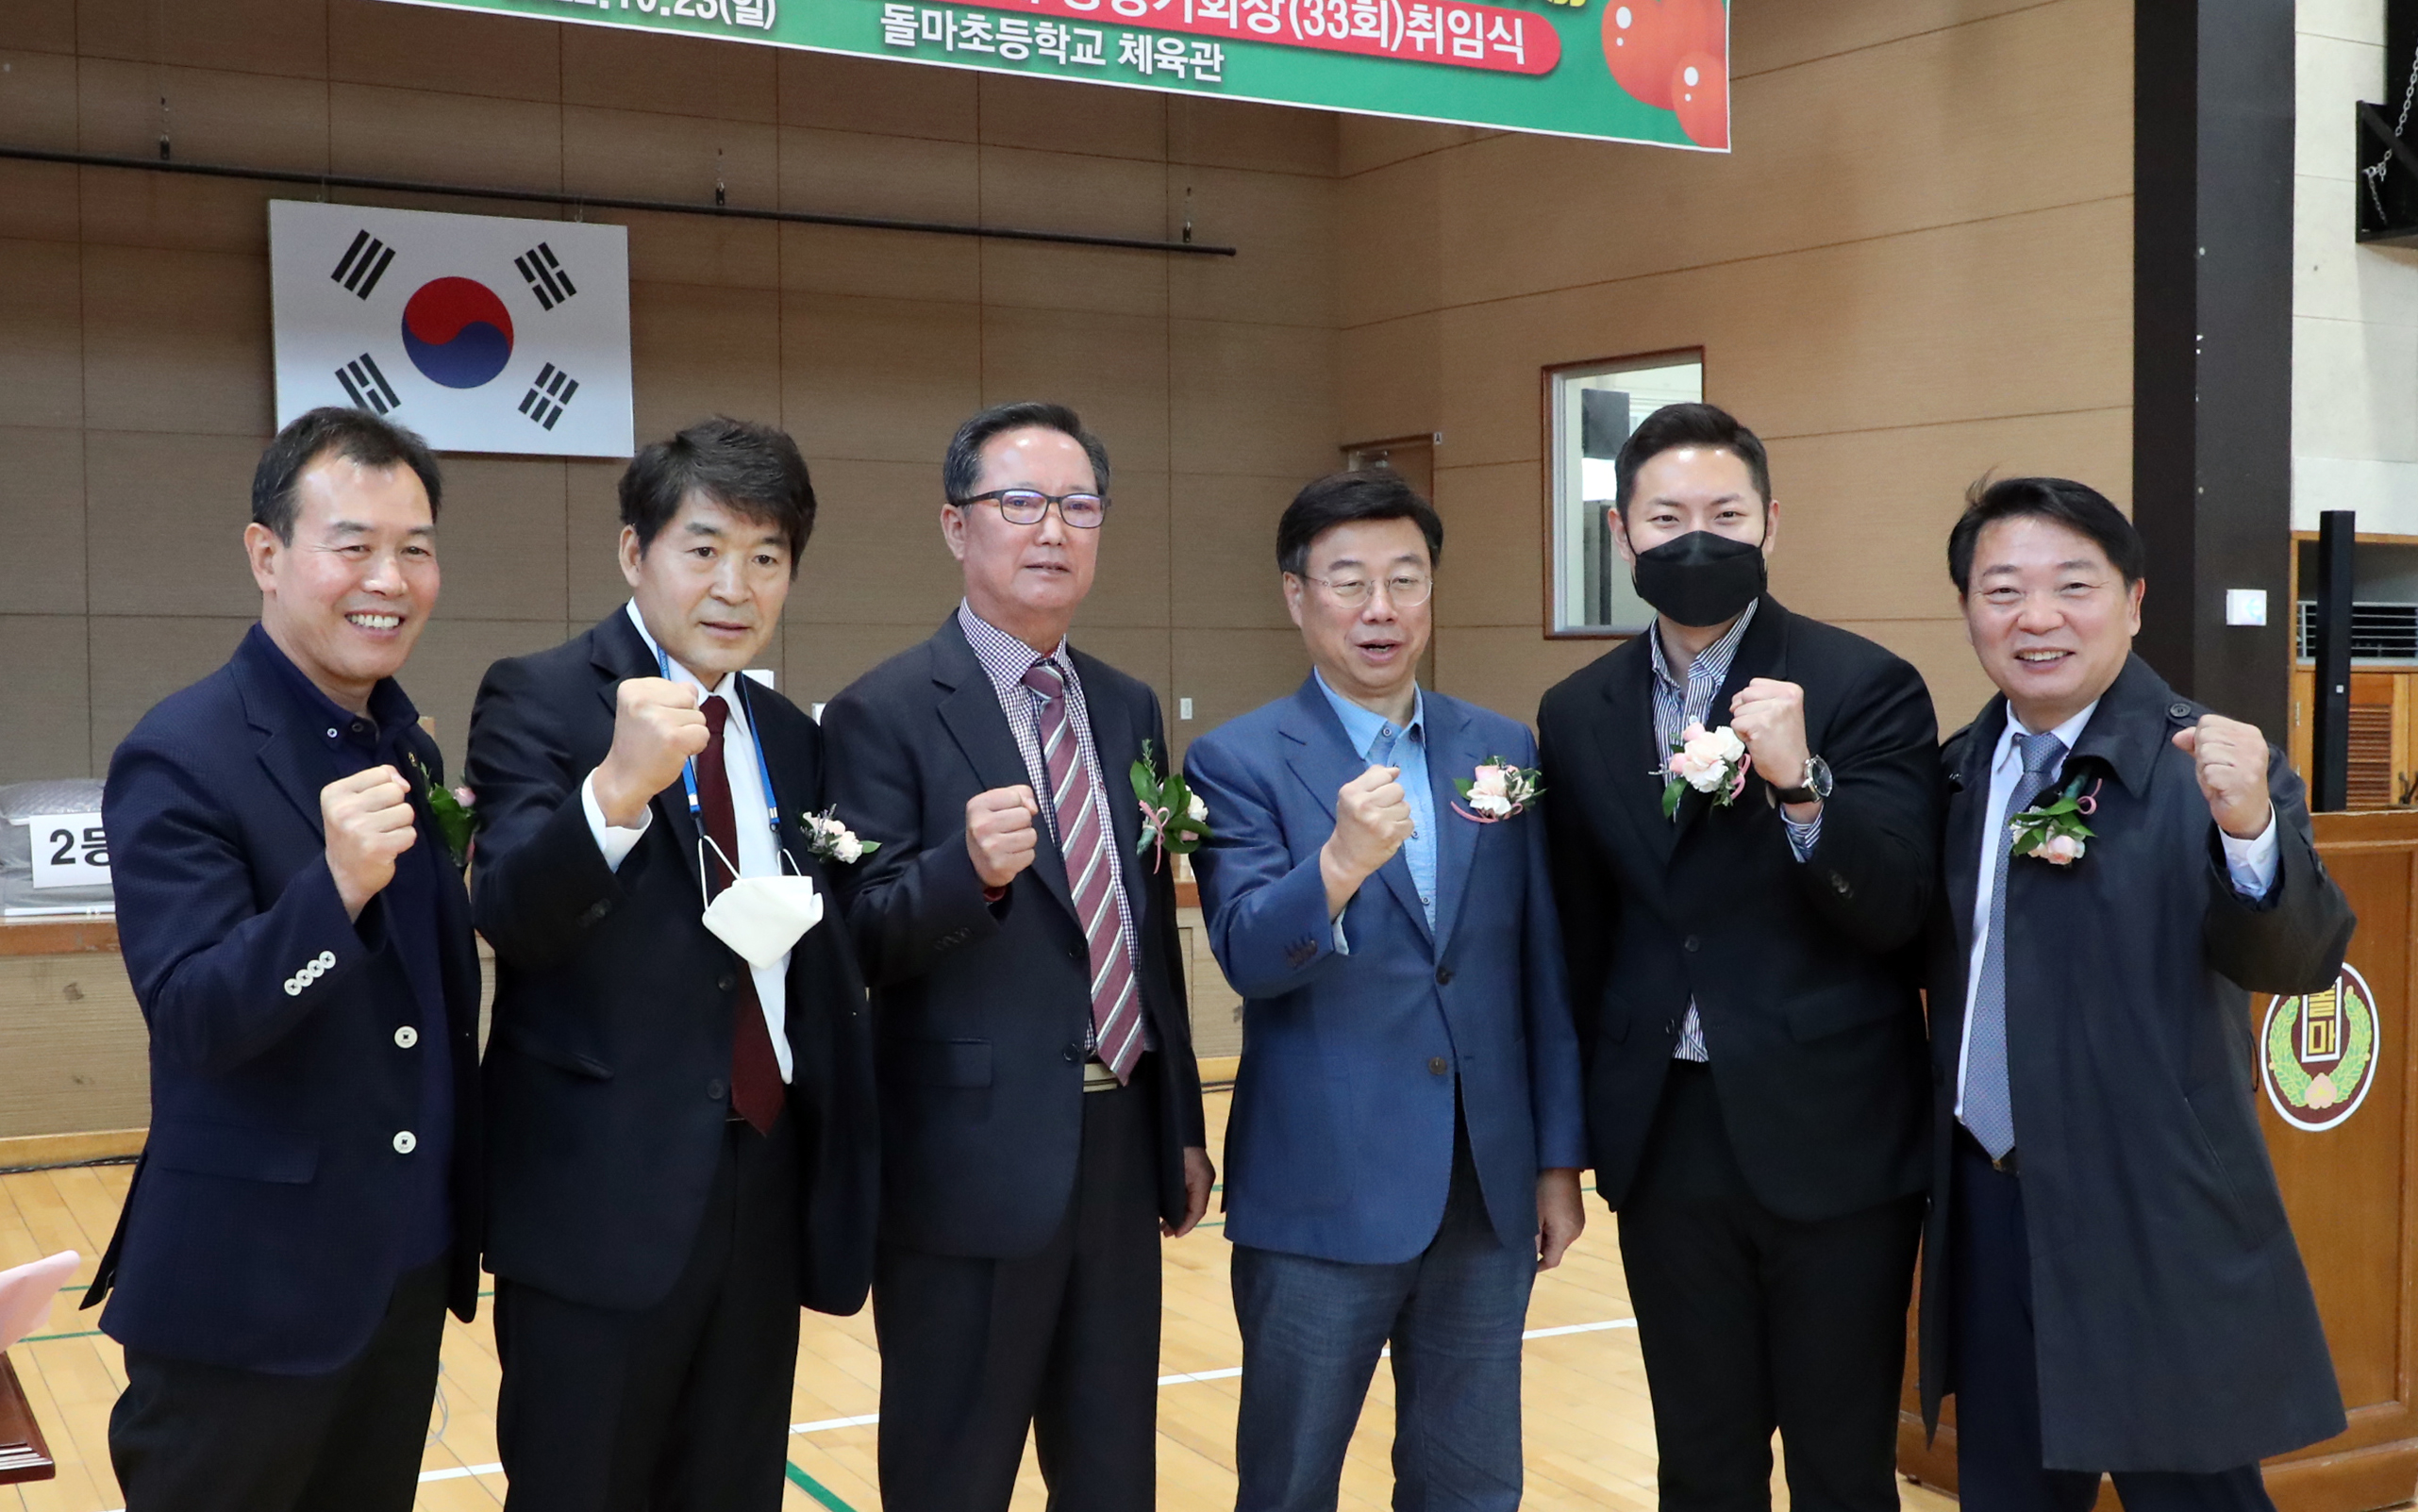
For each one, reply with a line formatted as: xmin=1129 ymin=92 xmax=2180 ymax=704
xmin=697 ymin=695 xmax=785 ymax=1134
xmin=1021 ymin=660 xmax=1142 ymax=1083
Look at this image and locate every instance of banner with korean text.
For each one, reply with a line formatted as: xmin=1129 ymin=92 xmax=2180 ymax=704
xmin=372 ymin=0 xmax=1727 ymax=148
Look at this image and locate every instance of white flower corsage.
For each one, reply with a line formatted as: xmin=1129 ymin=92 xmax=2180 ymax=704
xmin=2008 ymin=774 xmax=2099 ymax=867
xmin=1452 ymin=758 xmax=1543 ymax=822
xmin=800 ymin=806 xmax=880 ymax=865
xmin=1660 ymin=722 xmax=1752 ymax=820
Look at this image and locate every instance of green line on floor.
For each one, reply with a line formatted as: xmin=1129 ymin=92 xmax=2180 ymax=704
xmin=23 ymin=1329 xmax=101 ymax=1343
xmin=786 ymin=1458 xmax=859 ymax=1512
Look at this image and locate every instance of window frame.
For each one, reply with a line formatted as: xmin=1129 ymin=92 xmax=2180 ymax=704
xmin=1537 ymin=347 xmax=1708 ymax=640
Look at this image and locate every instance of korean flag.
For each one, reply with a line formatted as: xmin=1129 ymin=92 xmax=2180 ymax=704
xmin=270 ymin=201 xmax=634 ymax=458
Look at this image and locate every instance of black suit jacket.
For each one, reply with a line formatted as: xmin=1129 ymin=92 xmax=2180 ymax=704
xmin=1536 ymin=595 xmax=1942 ymax=1222
xmin=1917 ymin=656 xmax=2351 ymax=1470
xmin=464 ymin=610 xmax=878 ymax=1315
xmin=822 ymin=614 xmax=1207 ymax=1259
xmin=88 ymin=627 xmax=482 ymax=1372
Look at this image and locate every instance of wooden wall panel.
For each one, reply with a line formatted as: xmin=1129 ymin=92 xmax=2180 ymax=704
xmin=1335 ymin=0 xmax=2133 ymax=725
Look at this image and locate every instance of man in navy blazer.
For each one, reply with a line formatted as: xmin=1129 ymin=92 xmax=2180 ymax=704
xmin=90 ymin=408 xmax=482 ymax=1512
xmin=1184 ymin=470 xmax=1588 ymax=1512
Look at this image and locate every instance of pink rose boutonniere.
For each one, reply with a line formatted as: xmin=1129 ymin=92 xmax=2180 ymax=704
xmin=1453 ymin=758 xmax=1544 ymax=822
xmin=1659 ymin=722 xmax=1751 ymax=821
xmin=2008 ymin=773 xmax=2101 ymax=867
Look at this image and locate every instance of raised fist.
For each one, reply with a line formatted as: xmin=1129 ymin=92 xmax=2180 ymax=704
xmin=324 ymin=765 xmax=418 ymax=920
xmin=592 ymin=677 xmax=709 ymax=828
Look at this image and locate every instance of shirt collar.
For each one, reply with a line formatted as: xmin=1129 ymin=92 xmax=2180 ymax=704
xmin=1649 ymin=599 xmax=1759 ymax=693
xmin=958 ymin=600 xmax=1072 ymax=699
xmin=1994 ymin=698 xmax=2100 ymax=773
xmin=1312 ymin=668 xmax=1425 ymax=764
xmin=245 ymin=623 xmax=419 ymax=755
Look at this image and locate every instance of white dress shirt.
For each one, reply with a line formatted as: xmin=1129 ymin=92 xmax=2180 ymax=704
xmin=1952 ymin=699 xmax=2277 ymax=1118
xmin=579 ymin=602 xmax=792 ymax=1083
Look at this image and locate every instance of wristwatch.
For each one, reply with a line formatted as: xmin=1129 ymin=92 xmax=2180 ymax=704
xmin=1775 ymin=755 xmax=1833 ymax=806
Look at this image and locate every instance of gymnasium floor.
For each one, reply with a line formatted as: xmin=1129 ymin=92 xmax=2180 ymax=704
xmin=0 ymin=1088 xmax=1959 ymax=1511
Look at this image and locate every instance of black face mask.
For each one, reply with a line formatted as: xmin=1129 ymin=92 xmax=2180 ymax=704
xmin=1631 ymin=529 xmax=1768 ymax=628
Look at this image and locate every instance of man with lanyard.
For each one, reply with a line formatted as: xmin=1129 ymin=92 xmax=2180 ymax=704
xmin=464 ymin=417 xmax=877 ymax=1512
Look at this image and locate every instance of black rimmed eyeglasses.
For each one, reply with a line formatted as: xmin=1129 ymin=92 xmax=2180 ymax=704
xmin=954 ymin=490 xmax=1112 ymax=529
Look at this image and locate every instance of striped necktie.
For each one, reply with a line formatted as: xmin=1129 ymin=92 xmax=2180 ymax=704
xmin=1960 ymin=729 xmax=2067 ymax=1161
xmin=1021 ymin=659 xmax=1143 ymax=1084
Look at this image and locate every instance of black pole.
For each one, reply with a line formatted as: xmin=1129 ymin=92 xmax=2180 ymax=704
xmin=2132 ymin=0 xmax=2297 ymax=736
xmin=2310 ymin=509 xmax=2356 ymax=812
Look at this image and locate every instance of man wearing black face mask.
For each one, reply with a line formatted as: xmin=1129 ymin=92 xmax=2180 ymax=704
xmin=1537 ymin=403 xmax=1943 ymax=1512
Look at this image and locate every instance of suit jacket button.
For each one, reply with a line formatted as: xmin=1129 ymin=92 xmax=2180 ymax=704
xmin=1435 ymin=966 xmax=1453 ymax=986
xmin=1683 ymin=935 xmax=1700 ymax=953
xmin=1829 ymin=873 xmax=1851 ymax=896
xmin=393 ymin=1025 xmax=419 ymax=1049
xmin=708 ymin=1078 xmax=727 ymax=1101
xmin=2169 ymin=701 xmax=2193 ymax=719
xmin=1069 ymin=945 xmax=1085 ymax=963
xmin=1428 ymin=1056 xmax=1448 ymax=1074
xmin=392 ymin=1131 xmax=416 ymax=1155
xmin=1063 ymin=1043 xmax=1083 ymax=1062
xmin=717 ymin=973 xmax=735 ymax=992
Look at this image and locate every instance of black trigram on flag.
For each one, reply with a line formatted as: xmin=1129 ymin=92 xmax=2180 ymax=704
xmin=329 ymin=230 xmax=395 ymax=300
xmin=519 ymin=363 xmax=578 ymax=430
xmin=336 ymin=353 xmax=401 ymax=415
xmin=515 ymin=242 xmax=578 ymax=310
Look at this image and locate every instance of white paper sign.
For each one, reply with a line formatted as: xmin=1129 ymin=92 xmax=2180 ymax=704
xmin=270 ymin=200 xmax=634 ymax=458
xmin=23 ymin=813 xmax=109 ymax=890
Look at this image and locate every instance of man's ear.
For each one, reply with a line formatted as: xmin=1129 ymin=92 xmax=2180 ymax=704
xmin=1759 ymin=498 xmax=1779 ymax=556
xmin=617 ymin=524 xmax=645 ymax=590
xmin=244 ymin=522 xmax=281 ymax=594
xmin=1608 ymin=505 xmax=1638 ymax=568
xmin=1281 ymin=573 xmax=1306 ymax=629
xmin=939 ymin=503 xmax=969 ymax=563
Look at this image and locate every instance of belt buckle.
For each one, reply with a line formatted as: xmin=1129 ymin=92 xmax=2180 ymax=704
xmin=1082 ymin=1059 xmax=1119 ymax=1093
xmin=1992 ymin=1148 xmax=2019 ymax=1175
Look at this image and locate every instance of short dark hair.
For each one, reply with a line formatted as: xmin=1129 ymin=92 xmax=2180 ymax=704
xmin=1947 ymin=475 xmax=2145 ymax=594
xmin=251 ymin=407 xmax=443 ymax=542
xmin=620 ymin=417 xmax=817 ymax=572
xmin=1612 ymin=402 xmax=1773 ymax=519
xmin=1276 ymin=469 xmax=1444 ymax=577
xmin=943 ymin=401 xmax=1112 ymax=504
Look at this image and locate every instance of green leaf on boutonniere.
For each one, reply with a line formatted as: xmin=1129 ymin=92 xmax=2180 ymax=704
xmin=1129 ymin=738 xmax=1210 ymax=862
xmin=407 ymin=754 xmax=480 ymax=871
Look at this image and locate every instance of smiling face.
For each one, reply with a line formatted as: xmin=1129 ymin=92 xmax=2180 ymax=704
xmin=246 ymin=452 xmax=439 ymax=713
xmin=622 ymin=492 xmax=792 ymax=684
xmin=1283 ymin=517 xmax=1434 ymax=715
xmin=942 ymin=425 xmax=1101 ymax=652
xmin=1612 ymin=444 xmax=1776 ymax=563
xmin=1961 ymin=514 xmax=2143 ymax=732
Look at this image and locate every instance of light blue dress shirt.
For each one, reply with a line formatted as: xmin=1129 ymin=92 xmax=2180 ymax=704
xmin=1314 ymin=669 xmax=1437 ymax=933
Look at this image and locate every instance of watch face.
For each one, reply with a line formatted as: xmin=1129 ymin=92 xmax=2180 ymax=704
xmin=1809 ymin=756 xmax=1834 ymax=799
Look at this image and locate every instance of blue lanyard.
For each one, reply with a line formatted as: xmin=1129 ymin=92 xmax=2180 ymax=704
xmin=657 ymin=644 xmax=780 ymax=837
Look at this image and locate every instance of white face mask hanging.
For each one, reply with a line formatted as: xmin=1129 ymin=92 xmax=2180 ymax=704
xmin=697 ymin=834 xmax=823 ymax=970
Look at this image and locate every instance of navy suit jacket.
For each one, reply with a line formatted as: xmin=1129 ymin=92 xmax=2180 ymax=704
xmin=1184 ymin=678 xmax=1587 ymax=1264
xmin=465 ymin=610 xmax=879 ymax=1316
xmin=87 ymin=629 xmax=483 ymax=1373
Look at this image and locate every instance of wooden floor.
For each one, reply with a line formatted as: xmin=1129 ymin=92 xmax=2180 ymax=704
xmin=0 ymin=1089 xmax=1959 ymax=1512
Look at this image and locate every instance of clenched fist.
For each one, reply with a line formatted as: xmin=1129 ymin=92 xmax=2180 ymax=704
xmin=2172 ymin=714 xmax=2274 ymax=840
xmin=1730 ymin=677 xmax=1814 ymax=811
xmin=592 ymin=677 xmax=709 ymax=828
xmin=967 ymin=786 xmax=1041 ymax=890
xmin=324 ymin=766 xmax=418 ymax=920
xmin=1321 ymin=764 xmax=1414 ymax=917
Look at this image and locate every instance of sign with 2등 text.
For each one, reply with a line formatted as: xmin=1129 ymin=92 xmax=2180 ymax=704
xmin=370 ymin=0 xmax=1728 ymax=147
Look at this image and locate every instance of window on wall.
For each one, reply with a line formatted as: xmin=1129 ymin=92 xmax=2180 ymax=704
xmin=1546 ymin=352 xmax=1704 ymax=636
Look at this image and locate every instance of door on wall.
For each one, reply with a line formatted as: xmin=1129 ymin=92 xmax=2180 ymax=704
xmin=1341 ymin=435 xmax=1441 ymax=690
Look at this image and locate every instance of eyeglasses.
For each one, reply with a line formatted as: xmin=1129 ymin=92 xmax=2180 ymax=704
xmin=954 ymin=490 xmax=1111 ymax=529
xmin=1301 ymin=571 xmax=1434 ymax=608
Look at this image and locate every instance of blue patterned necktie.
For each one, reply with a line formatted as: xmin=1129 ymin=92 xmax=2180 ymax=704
xmin=1960 ymin=730 xmax=2068 ymax=1161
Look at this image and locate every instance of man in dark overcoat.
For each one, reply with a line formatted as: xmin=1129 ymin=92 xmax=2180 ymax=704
xmin=1921 ymin=475 xmax=2356 ymax=1512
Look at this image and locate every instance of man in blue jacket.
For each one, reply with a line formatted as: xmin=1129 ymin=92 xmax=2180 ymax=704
xmin=91 ymin=407 xmax=482 ymax=1512
xmin=1185 ymin=469 xmax=1588 ymax=1512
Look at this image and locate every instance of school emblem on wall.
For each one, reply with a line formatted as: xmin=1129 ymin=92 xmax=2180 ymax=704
xmin=2261 ymin=964 xmax=2381 ymax=1133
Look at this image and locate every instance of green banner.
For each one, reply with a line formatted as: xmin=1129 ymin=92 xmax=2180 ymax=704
xmin=378 ymin=0 xmax=1726 ymax=146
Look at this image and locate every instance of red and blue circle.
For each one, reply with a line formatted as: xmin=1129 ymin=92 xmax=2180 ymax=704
xmin=400 ymin=277 xmax=515 ymax=389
